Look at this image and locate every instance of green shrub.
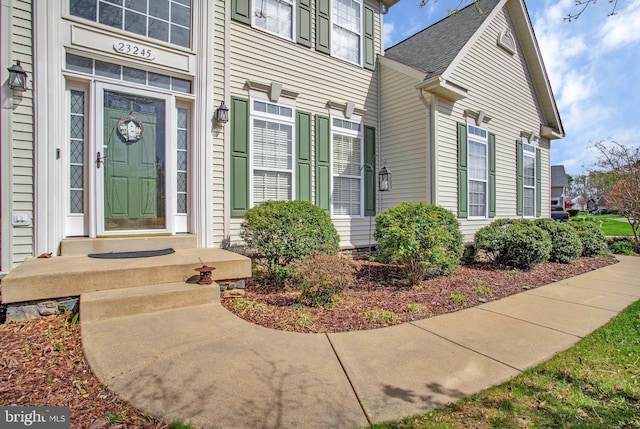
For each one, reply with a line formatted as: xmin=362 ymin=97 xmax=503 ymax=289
xmin=374 ymin=203 xmax=464 ymax=285
xmin=535 ymin=218 xmax=583 ymax=264
xmin=609 ymin=241 xmax=634 ymax=255
xmin=567 ymin=208 xmax=580 ymax=217
xmin=474 ymin=218 xmax=522 ymax=260
xmin=570 ymin=221 xmax=607 ymax=256
xmin=240 ymin=200 xmax=340 ymax=279
xmin=288 ymin=253 xmax=354 ymax=308
xmin=475 ymin=219 xmax=551 ymax=271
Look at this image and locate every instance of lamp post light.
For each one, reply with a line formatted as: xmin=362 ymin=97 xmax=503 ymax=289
xmin=7 ymin=60 xmax=28 ymax=91
xmin=378 ymin=166 xmax=391 ymax=191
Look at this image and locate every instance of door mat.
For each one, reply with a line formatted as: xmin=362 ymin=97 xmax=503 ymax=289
xmin=88 ymin=248 xmax=175 ymax=259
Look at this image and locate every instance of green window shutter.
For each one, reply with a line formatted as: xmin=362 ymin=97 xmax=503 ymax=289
xmin=364 ymin=125 xmax=376 ymax=216
xmin=536 ymin=148 xmax=542 ymax=217
xmin=297 ymin=0 xmax=312 ymax=47
xmin=516 ymin=139 xmax=523 ymax=216
xmin=363 ymin=6 xmax=375 ymax=70
xmin=315 ymin=115 xmax=331 ymax=211
xmin=296 ymin=111 xmax=312 ymax=201
xmin=457 ymin=122 xmax=468 ymax=218
xmin=231 ymin=97 xmax=250 ymax=216
xmin=231 ymin=0 xmax=251 ymax=24
xmin=488 ymin=132 xmax=496 ymax=218
xmin=316 ymin=0 xmax=331 ymax=54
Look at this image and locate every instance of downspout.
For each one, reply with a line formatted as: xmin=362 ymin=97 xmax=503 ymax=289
xmin=377 ymin=3 xmax=383 ymax=214
xmin=417 ymin=88 xmax=436 ymax=204
xmin=223 ymin=0 xmax=232 ymax=246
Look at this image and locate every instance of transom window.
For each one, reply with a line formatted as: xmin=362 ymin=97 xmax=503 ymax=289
xmin=66 ymin=54 xmax=192 ymax=94
xmin=69 ymin=0 xmax=192 ymax=48
xmin=468 ymin=124 xmax=488 ymax=218
xmin=253 ymin=0 xmax=293 ymax=40
xmin=251 ymin=99 xmax=295 ymax=205
xmin=332 ymin=0 xmax=361 ymax=64
xmin=523 ymin=142 xmax=536 ymax=217
xmin=332 ymin=116 xmax=362 ymax=217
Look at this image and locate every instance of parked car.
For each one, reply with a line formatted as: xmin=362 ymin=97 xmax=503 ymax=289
xmin=590 ymin=208 xmax=607 ymax=215
xmin=551 ymin=206 xmax=570 ymax=221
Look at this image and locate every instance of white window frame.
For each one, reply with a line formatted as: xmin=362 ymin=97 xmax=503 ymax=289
xmin=252 ymin=0 xmax=295 ymax=41
xmin=467 ymin=123 xmax=489 ymax=219
xmin=523 ymin=140 xmax=536 ymax=218
xmin=331 ymin=0 xmax=363 ymax=65
xmin=249 ymin=95 xmax=296 ymax=207
xmin=331 ymin=114 xmax=363 ymax=218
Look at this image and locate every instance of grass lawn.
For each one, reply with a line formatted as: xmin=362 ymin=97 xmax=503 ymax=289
xmin=572 ymin=214 xmax=636 ymax=237
xmin=372 ymin=300 xmax=640 ymax=429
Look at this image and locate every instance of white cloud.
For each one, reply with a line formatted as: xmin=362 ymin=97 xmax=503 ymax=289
xmin=599 ymin=0 xmax=640 ymax=50
xmin=383 ymin=21 xmax=395 ymax=47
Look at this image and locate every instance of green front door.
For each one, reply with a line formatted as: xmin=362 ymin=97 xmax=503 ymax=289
xmin=102 ymin=91 xmax=166 ymax=231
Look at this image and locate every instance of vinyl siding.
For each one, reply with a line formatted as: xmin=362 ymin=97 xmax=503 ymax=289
xmin=4 ymin=0 xmax=35 ymax=269
xmin=379 ymin=63 xmax=428 ymax=210
xmin=437 ymin=5 xmax=551 ymax=241
xmin=222 ymin=0 xmax=384 ymax=248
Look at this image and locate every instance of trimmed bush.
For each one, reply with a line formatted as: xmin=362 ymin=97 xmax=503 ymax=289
xmin=609 ymin=241 xmax=634 ymax=255
xmin=535 ymin=218 xmax=583 ymax=264
xmin=240 ymin=200 xmax=339 ymax=279
xmin=473 ymin=218 xmax=522 ymax=260
xmin=567 ymin=208 xmax=580 ymax=218
xmin=374 ymin=203 xmax=464 ymax=285
xmin=475 ymin=219 xmax=552 ymax=271
xmin=288 ymin=253 xmax=355 ymax=308
xmin=570 ymin=222 xmax=607 ymax=256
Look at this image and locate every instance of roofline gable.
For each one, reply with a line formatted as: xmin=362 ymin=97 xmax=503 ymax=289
xmin=440 ymin=0 xmax=564 ymax=138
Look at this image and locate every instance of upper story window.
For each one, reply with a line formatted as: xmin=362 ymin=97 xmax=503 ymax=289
xmin=253 ymin=0 xmax=294 ymax=40
xmin=523 ymin=142 xmax=536 ymax=217
xmin=468 ymin=124 xmax=488 ymax=218
xmin=332 ymin=0 xmax=361 ymax=64
xmin=332 ymin=116 xmax=363 ymax=217
xmin=69 ymin=0 xmax=192 ymax=48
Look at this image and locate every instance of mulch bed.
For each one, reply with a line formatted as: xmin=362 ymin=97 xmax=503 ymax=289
xmin=222 ymin=256 xmax=618 ymax=333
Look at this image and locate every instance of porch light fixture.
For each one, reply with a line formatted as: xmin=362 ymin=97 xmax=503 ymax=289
xmin=7 ymin=60 xmax=28 ymax=91
xmin=215 ymin=101 xmax=229 ymax=124
xmin=378 ymin=166 xmax=391 ymax=191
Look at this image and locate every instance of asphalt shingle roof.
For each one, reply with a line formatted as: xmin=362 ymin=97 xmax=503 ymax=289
xmin=551 ymin=165 xmax=569 ymax=187
xmin=384 ymin=0 xmax=502 ymax=77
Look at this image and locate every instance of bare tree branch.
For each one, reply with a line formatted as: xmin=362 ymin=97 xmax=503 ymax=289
xmin=564 ymin=0 xmax=621 ymax=22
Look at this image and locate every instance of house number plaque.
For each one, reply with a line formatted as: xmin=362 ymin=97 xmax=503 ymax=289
xmin=113 ymin=41 xmax=157 ymax=60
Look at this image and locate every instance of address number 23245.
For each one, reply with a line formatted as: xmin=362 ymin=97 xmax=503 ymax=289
xmin=113 ymin=41 xmax=156 ymax=60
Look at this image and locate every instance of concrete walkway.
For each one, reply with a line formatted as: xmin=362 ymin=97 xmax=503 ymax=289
xmin=81 ymin=256 xmax=640 ymax=429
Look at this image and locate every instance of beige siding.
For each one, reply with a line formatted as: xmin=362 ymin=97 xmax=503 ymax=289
xmin=4 ymin=0 xmax=35 ymax=269
xmin=221 ymin=0 xmax=385 ymax=248
xmin=379 ymin=63 xmax=428 ymax=210
xmin=437 ymin=5 xmax=551 ymax=241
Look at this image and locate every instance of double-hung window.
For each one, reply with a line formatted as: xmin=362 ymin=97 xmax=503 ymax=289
xmin=523 ymin=142 xmax=536 ymax=217
xmin=332 ymin=0 xmax=361 ymax=64
xmin=251 ymin=99 xmax=295 ymax=206
xmin=332 ymin=117 xmax=363 ymax=217
xmin=468 ymin=125 xmax=488 ymax=218
xmin=69 ymin=0 xmax=192 ymax=48
xmin=253 ymin=0 xmax=294 ymax=40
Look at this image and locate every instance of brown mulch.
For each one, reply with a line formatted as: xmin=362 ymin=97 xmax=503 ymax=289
xmin=0 ymin=305 xmax=168 ymax=429
xmin=222 ymin=256 xmax=618 ymax=333
xmin=0 ymin=255 xmax=617 ymax=428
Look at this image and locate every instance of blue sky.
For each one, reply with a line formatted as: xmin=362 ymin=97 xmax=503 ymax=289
xmin=383 ymin=0 xmax=640 ymax=177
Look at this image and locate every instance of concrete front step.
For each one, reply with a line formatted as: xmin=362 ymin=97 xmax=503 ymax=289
xmin=1 ymin=248 xmax=251 ymax=304
xmin=80 ymin=282 xmax=220 ymax=322
xmin=60 ymin=235 xmax=198 ymax=256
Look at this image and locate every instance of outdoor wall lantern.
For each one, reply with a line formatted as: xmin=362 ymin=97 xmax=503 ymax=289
xmin=215 ymin=101 xmax=229 ymax=124
xmin=7 ymin=60 xmax=28 ymax=92
xmin=378 ymin=166 xmax=391 ymax=191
